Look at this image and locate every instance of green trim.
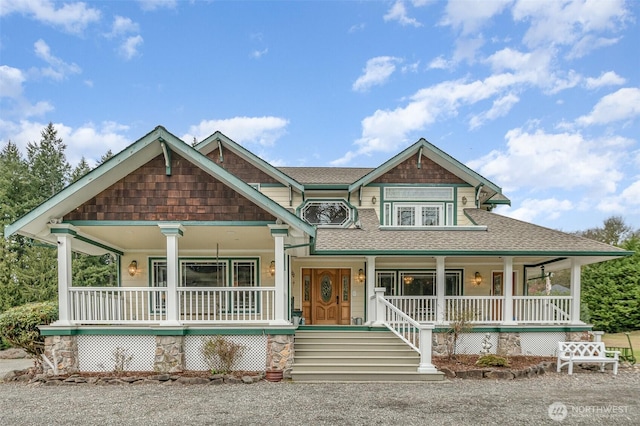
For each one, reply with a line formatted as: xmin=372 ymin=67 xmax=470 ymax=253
xmin=432 ymin=325 xmax=593 ymax=333
xmin=312 ymin=249 xmax=634 ymax=257
xmin=195 ymin=131 xmax=305 ymax=193
xmin=270 ymin=228 xmax=290 ymax=236
xmin=74 ymin=234 xmax=124 ymax=257
xmin=66 ymin=220 xmax=275 ymax=227
xmin=296 ymin=325 xmax=389 ymax=332
xmin=303 ymin=184 xmax=350 ymax=190
xmin=159 ymin=227 xmax=184 ymax=236
xmin=50 ymin=227 xmax=124 ymax=256
xmin=39 ymin=327 xmax=296 ymax=336
xmin=348 ymin=139 xmax=504 ymax=196
xmin=50 ymin=228 xmax=78 ymax=236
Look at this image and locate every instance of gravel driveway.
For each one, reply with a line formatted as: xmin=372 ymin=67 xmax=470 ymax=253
xmin=1 ymin=370 xmax=638 ymax=425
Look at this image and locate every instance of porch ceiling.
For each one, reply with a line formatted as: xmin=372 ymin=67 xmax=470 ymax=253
xmin=75 ymin=225 xmax=275 ymax=253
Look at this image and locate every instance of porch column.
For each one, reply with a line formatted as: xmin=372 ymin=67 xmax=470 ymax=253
xmin=435 ymin=256 xmax=446 ymax=324
xmin=159 ymin=224 xmax=184 ymax=326
xmin=502 ymin=256 xmax=516 ymax=325
xmin=50 ymin=226 xmax=75 ymax=326
xmin=372 ymin=287 xmax=386 ymax=326
xmin=570 ymin=258 xmax=582 ymax=324
xmin=365 ymin=256 xmax=376 ymax=325
xmin=418 ymin=324 xmax=438 ymax=373
xmin=269 ymin=224 xmax=290 ymax=325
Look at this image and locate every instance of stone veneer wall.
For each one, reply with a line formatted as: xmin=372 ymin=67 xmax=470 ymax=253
xmin=266 ymin=334 xmax=294 ymax=378
xmin=154 ymin=335 xmax=185 ymax=373
xmin=497 ymin=332 xmax=522 ymax=356
xmin=43 ymin=335 xmax=79 ymax=375
xmin=565 ymin=331 xmax=592 ymax=342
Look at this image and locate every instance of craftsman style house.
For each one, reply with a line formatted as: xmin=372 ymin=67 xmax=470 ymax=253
xmin=6 ymin=126 xmax=631 ymax=381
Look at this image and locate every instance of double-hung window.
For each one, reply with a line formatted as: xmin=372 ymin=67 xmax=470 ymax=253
xmin=394 ymin=203 xmax=444 ymax=226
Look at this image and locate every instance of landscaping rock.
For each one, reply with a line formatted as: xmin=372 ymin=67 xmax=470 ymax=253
xmin=456 ymin=369 xmax=486 ymax=379
xmin=439 ymin=367 xmax=456 ymax=378
xmin=484 ymin=370 xmax=515 ymax=380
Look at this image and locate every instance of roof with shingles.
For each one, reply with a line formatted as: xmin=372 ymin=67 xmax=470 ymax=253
xmin=278 ymin=167 xmax=374 ymax=185
xmin=313 ymin=208 xmax=631 ymax=256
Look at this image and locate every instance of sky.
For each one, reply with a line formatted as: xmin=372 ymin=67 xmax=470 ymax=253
xmin=1 ymin=0 xmax=639 ymax=233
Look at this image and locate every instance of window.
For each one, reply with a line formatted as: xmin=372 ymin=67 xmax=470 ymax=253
xmin=182 ymin=261 xmax=227 ymax=287
xmin=392 ymin=204 xmax=444 ymax=226
xmin=232 ymin=260 xmax=257 ymax=287
xmin=376 ymin=270 xmax=463 ymax=296
xmin=384 ymin=187 xmax=453 ymax=201
xmin=301 ymin=200 xmax=351 ymax=227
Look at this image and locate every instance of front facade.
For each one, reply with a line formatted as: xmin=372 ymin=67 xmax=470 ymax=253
xmin=6 ymin=126 xmax=631 ymax=377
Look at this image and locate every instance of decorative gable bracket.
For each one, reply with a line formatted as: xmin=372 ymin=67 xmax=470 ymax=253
xmin=159 ymin=138 xmax=172 ymax=176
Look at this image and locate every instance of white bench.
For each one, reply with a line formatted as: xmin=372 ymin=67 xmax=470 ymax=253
xmin=557 ymin=342 xmax=620 ymax=375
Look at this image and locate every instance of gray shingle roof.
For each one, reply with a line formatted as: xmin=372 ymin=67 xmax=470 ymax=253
xmin=278 ymin=167 xmax=374 ymax=185
xmin=313 ymin=208 xmax=630 ymax=256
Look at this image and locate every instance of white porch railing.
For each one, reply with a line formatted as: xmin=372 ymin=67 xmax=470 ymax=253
xmin=375 ymin=290 xmax=437 ymax=374
xmin=386 ymin=296 xmax=437 ymax=322
xmin=384 ymin=295 xmax=573 ymax=324
xmin=513 ymin=296 xmax=572 ymax=323
xmin=178 ymin=287 xmax=275 ymax=323
xmin=68 ymin=287 xmax=276 ymax=324
xmin=70 ymin=287 xmax=167 ymax=324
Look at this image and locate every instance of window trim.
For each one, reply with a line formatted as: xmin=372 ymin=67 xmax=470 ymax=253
xmin=298 ymin=199 xmax=354 ymax=228
xmin=391 ymin=203 xmax=445 ymax=227
xmin=375 ymin=269 xmax=464 ymax=296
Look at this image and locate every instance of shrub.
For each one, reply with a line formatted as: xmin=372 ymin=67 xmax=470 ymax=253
xmin=0 ymin=301 xmax=58 ymax=357
xmin=201 ymin=335 xmax=245 ymax=374
xmin=476 ymin=354 xmax=510 ymax=367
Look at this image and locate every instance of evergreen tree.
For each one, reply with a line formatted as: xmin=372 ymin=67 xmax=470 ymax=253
xmin=579 ymin=218 xmax=640 ymax=332
xmin=26 ymin=122 xmax=71 ymax=202
xmin=99 ymin=149 xmax=113 ymax=165
xmin=70 ymin=157 xmax=91 ymax=183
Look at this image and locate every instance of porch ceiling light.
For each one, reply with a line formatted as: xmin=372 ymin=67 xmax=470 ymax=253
xmin=357 ymin=268 xmax=365 ymax=283
xmin=474 ymin=271 xmax=482 ymax=286
xmin=128 ymin=260 xmax=138 ymax=277
xmin=403 ymin=275 xmax=414 ymax=285
xmin=269 ymin=261 xmax=276 ymax=277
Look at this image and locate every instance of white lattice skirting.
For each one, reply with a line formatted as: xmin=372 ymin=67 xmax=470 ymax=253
xmin=452 ymin=331 xmax=566 ymax=356
xmin=78 ymin=335 xmax=156 ymax=372
xmin=185 ymin=335 xmax=267 ymax=371
xmin=77 ymin=335 xmax=268 ymax=372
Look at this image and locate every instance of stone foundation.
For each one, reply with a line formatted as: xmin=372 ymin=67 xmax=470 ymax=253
xmin=565 ymin=331 xmax=591 ymax=342
xmin=497 ymin=332 xmax=522 ymax=356
xmin=432 ymin=333 xmax=449 ymax=357
xmin=154 ymin=336 xmax=185 ymax=373
xmin=266 ymin=334 xmax=294 ymax=378
xmin=43 ymin=335 xmax=79 ymax=376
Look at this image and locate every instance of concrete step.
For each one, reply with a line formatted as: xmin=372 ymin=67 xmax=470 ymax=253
xmin=291 ymin=329 xmax=444 ymax=382
xmin=292 ymin=371 xmax=445 ymax=383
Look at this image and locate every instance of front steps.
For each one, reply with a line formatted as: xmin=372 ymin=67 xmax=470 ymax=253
xmin=291 ymin=328 xmax=444 ymax=382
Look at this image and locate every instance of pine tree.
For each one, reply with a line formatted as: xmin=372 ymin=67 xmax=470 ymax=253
xmin=70 ymin=157 xmax=91 ymax=183
xmin=26 ymin=122 xmax=71 ymax=202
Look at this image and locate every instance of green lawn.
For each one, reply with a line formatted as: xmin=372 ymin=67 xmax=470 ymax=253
xmin=601 ymin=330 xmax=639 ymax=361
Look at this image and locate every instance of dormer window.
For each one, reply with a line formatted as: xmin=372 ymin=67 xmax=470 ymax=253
xmin=382 ymin=186 xmax=455 ymax=227
xmin=301 ymin=200 xmax=352 ymax=227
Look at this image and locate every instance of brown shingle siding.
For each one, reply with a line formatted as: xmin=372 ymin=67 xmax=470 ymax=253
xmin=207 ymin=148 xmax=280 ymax=184
xmin=64 ymin=153 xmax=276 ymax=222
xmin=373 ymin=155 xmax=466 ymax=184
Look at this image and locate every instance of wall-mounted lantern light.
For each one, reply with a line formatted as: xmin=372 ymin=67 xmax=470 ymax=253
xmin=128 ymin=260 xmax=138 ymax=277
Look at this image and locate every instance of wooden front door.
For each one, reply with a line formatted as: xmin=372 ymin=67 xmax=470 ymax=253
xmin=303 ymin=268 xmax=351 ymax=325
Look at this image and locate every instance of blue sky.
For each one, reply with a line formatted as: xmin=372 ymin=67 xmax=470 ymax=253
xmin=1 ymin=0 xmax=639 ymax=233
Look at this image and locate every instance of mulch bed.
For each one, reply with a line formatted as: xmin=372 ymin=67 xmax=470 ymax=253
xmin=433 ymin=355 xmax=555 ymax=372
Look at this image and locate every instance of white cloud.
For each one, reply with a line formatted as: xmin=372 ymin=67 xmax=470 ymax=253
xmin=119 ymin=35 xmax=144 ymax=60
xmin=440 ymin=0 xmax=512 ymax=35
xmin=384 ymin=1 xmax=422 ymax=27
xmin=0 ymin=65 xmax=25 ymax=98
xmin=467 ymin=128 xmax=623 ymax=194
xmin=108 ymin=16 xmax=140 ymax=38
xmin=352 ymin=56 xmax=402 ymax=92
xmin=137 ymin=0 xmax=178 ymax=11
xmin=512 ymin=0 xmax=629 ymax=49
xmin=620 ymin=180 xmax=640 ymax=206
xmin=576 ymin=88 xmax=640 ymax=126
xmin=566 ymin=35 xmax=620 ymax=59
xmin=348 ymin=23 xmax=365 ymax=33
xmin=250 ymin=48 xmax=269 ymax=59
xmin=428 ymin=56 xmax=451 ymax=70
xmin=33 ymin=39 xmax=81 ymax=81
xmin=0 ymin=0 xmax=101 ymax=34
xmin=496 ymin=198 xmax=573 ymax=223
xmin=469 ymin=93 xmax=520 ymax=130
xmin=584 ymin=71 xmax=626 ymax=89
xmin=183 ymin=116 xmax=289 ymax=146
xmin=0 ymin=119 xmax=131 ymax=167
